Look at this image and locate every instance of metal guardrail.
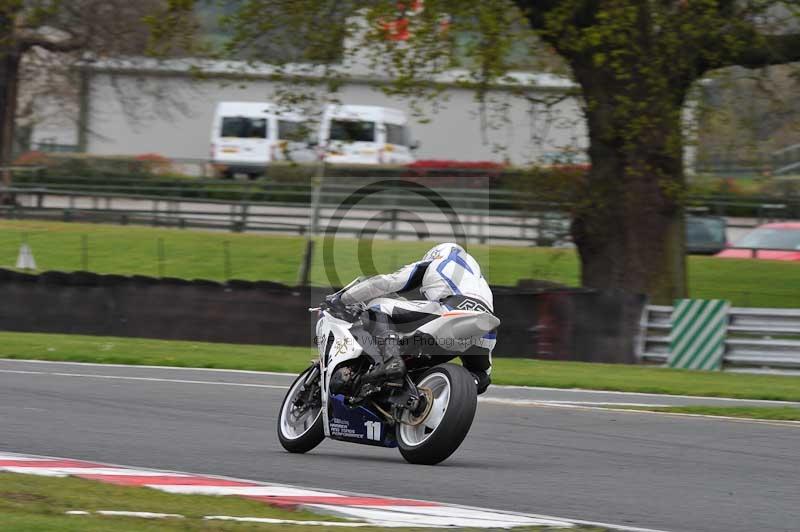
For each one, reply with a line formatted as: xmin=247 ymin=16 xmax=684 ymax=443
xmin=11 ymin=178 xmax=800 ymax=221
xmin=2 ymin=187 xmax=571 ymax=246
xmin=6 ymin=183 xmax=800 ymax=248
xmin=638 ymin=305 xmax=800 ymax=369
xmin=8 ymin=180 xmax=564 ymax=212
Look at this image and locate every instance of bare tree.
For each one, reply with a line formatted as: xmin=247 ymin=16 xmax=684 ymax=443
xmin=0 ymin=0 xmax=190 ymax=200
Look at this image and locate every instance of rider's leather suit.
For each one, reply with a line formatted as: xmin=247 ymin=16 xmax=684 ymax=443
xmin=339 ymin=243 xmax=496 ymax=393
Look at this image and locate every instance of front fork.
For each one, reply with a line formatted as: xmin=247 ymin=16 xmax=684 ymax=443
xmin=294 ymin=363 xmax=321 ymax=411
xmin=303 ymin=363 xmax=320 ymax=387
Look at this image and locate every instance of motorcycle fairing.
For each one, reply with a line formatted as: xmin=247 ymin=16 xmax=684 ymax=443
xmin=327 ymin=394 xmax=397 ymax=448
xmin=317 ymin=310 xmax=383 ymax=439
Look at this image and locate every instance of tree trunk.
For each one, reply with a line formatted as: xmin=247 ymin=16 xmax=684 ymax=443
xmin=571 ymin=86 xmax=688 ymax=304
xmin=0 ymin=15 xmax=20 ymax=203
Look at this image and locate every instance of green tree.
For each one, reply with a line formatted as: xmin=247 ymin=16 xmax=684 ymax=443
xmin=157 ymin=1 xmax=800 ymax=302
xmin=0 ymin=0 xmax=186 ymax=200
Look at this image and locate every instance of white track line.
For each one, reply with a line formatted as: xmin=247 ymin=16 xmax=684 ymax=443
xmin=3 ymin=365 xmax=798 ymax=426
xmin=204 ymin=516 xmax=373 ymax=527
xmin=494 ymin=383 xmax=800 ymax=405
xmin=481 ymin=398 xmax=671 ymax=407
xmin=96 ymin=511 xmax=184 ymax=519
xmin=156 ymin=486 xmax=339 ymax=497
xmin=0 ymin=369 xmax=288 ymax=389
xmin=0 ymin=358 xmax=295 ymax=377
xmin=479 ymin=397 xmax=800 ymax=427
xmin=4 ymin=358 xmax=799 ymax=406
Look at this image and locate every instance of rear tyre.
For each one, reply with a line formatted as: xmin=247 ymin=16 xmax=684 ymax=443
xmin=277 ymin=365 xmax=324 ymax=453
xmin=396 ymin=363 xmax=477 ymax=465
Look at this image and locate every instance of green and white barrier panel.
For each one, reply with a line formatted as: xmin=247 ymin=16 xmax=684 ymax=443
xmin=668 ymin=299 xmax=730 ymax=370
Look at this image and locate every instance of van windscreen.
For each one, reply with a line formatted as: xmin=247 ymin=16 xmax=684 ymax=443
xmin=221 ymin=116 xmax=267 ymax=139
xmin=329 ymin=120 xmax=375 ymax=142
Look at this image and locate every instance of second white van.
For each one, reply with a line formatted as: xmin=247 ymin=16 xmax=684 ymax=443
xmin=320 ymin=104 xmax=417 ymax=165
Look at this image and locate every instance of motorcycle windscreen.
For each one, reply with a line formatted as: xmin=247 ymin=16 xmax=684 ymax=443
xmin=327 ymin=394 xmax=397 ymax=448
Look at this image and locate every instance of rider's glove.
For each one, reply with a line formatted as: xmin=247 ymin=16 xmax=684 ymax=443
xmin=325 ymin=293 xmax=343 ymax=309
xmin=324 ymin=293 xmax=353 ymax=319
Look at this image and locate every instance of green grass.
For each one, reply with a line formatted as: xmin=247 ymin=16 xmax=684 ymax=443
xmin=0 ymin=332 xmax=312 ymax=373
xmin=617 ymin=406 xmax=800 ymax=421
xmin=0 ymin=472 xmax=595 ymax=531
xmin=491 ymin=358 xmax=800 ymax=402
xmin=687 ymin=255 xmax=800 ymax=307
xmin=0 ymin=472 xmax=339 ymax=532
xmin=1 ymin=220 xmax=798 ymax=306
xmin=0 ymin=219 xmax=576 ymax=287
xmin=2 ymin=331 xmax=799 ymax=402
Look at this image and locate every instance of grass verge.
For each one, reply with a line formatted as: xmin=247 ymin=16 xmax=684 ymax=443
xmin=1 ymin=331 xmax=799 ymax=402
xmin=614 ymin=406 xmax=800 ymax=421
xmin=0 ymin=472 xmax=599 ymax=531
xmin=2 ymin=220 xmax=799 ymax=307
xmin=0 ymin=472 xmax=340 ymax=532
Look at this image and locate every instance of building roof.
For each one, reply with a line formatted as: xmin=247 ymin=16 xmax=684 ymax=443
xmin=81 ymin=56 xmax=577 ymax=92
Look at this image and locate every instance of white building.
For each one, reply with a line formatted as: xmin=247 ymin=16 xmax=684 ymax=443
xmin=31 ymin=56 xmax=588 ymax=167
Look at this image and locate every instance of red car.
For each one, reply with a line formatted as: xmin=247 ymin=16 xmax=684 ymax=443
xmin=716 ymin=222 xmax=800 ymax=261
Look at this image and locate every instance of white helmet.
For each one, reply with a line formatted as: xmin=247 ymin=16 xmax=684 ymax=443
xmin=422 ymin=242 xmax=464 ymax=262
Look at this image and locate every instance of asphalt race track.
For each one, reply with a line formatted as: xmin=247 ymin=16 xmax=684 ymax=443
xmin=1 ymin=359 xmax=798 ymax=532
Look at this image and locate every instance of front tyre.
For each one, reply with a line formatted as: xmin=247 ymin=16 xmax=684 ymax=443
xmin=397 ymin=363 xmax=477 ymax=465
xmin=277 ymin=365 xmax=324 ymax=453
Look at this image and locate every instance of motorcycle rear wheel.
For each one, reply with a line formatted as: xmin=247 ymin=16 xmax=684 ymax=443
xmin=396 ymin=363 xmax=477 ymax=465
xmin=277 ymin=365 xmax=324 ymax=453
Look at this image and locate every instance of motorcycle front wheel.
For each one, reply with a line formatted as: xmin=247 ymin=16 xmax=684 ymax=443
xmin=396 ymin=363 xmax=477 ymax=465
xmin=277 ymin=365 xmax=324 ymax=453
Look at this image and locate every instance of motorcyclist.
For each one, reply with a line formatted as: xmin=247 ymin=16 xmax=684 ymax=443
xmin=327 ymin=242 xmax=496 ymax=394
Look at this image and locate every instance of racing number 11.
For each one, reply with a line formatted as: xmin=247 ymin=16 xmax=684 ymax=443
xmin=364 ymin=420 xmax=381 ymax=441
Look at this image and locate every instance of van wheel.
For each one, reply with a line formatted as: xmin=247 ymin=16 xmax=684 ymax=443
xmin=221 ymin=170 xmax=234 ymax=180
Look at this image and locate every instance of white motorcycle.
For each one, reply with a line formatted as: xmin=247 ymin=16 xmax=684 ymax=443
xmin=277 ymin=279 xmax=500 ymax=465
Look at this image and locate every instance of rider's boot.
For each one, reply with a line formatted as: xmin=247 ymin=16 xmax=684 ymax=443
xmin=362 ymin=333 xmax=406 ymax=384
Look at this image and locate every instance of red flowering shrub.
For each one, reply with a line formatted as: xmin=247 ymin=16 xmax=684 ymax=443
xmin=14 ymin=151 xmax=53 ymax=166
xmin=134 ymin=153 xmax=173 ymax=175
xmin=406 ymin=159 xmax=507 ymax=170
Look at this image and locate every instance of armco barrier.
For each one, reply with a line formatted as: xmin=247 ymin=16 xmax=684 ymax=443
xmin=667 ymin=299 xmax=729 ymax=370
xmin=5 ymin=186 xmax=570 ymax=246
xmin=638 ymin=304 xmax=800 ymax=369
xmin=0 ymin=269 xmax=644 ymax=362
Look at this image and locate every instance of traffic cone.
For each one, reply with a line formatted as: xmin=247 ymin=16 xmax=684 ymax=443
xmin=16 ymin=243 xmax=37 ymax=270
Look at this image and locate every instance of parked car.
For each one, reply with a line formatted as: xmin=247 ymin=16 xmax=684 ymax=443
xmin=715 ymin=222 xmax=800 ymax=261
xmin=686 ymin=215 xmax=727 ymax=255
xmin=534 ymin=214 xmax=729 ymax=253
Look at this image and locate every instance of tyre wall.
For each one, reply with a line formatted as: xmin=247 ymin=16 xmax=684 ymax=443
xmin=0 ymin=269 xmax=644 ymax=363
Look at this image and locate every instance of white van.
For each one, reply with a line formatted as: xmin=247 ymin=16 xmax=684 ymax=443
xmin=320 ymin=104 xmax=417 ymax=165
xmin=210 ymin=102 xmax=315 ymax=178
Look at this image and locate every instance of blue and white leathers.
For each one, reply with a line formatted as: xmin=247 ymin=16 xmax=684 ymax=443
xmin=420 ymin=244 xmax=493 ymax=308
xmin=340 ymin=243 xmax=493 ymax=311
xmin=339 ymin=243 xmax=496 ymax=355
